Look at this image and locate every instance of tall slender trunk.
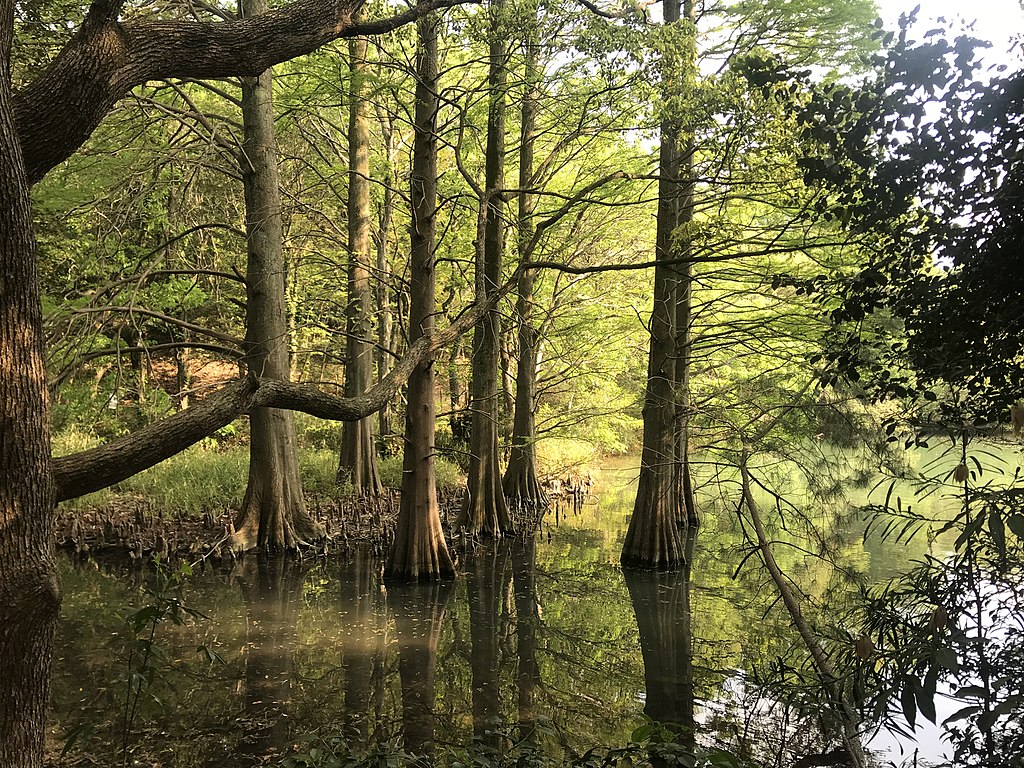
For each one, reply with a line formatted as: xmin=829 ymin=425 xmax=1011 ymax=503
xmin=0 ymin=24 xmax=60 ymax=765
xmin=386 ymin=7 xmax=455 ymax=580
xmin=622 ymin=0 xmax=688 ymax=570
xmin=374 ymin=115 xmax=397 ymax=439
xmin=339 ymin=30 xmax=383 ymax=495
xmin=458 ymin=0 xmax=512 ymax=537
xmin=230 ymin=0 xmax=322 ymax=552
xmin=502 ymin=0 xmax=546 ymax=510
xmin=673 ymin=0 xmax=699 ymax=560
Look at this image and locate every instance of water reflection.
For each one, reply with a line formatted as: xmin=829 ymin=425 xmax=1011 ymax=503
xmin=339 ymin=550 xmax=386 ymax=743
xmin=623 ymin=567 xmax=695 ymax=746
xmin=391 ymin=578 xmax=453 ymax=765
xmin=235 ymin=556 xmax=307 ymax=764
xmin=465 ymin=543 xmax=512 ymax=751
xmin=511 ymin=535 xmax=542 ymax=742
xmin=51 ymin=463 xmax=939 ymax=766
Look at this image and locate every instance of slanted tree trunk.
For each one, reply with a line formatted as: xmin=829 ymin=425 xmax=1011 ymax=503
xmin=0 ymin=39 xmax=61 ymax=768
xmin=386 ymin=7 xmax=455 ymax=581
xmin=458 ymin=0 xmax=512 ymax=537
xmin=339 ymin=30 xmax=384 ymax=496
xmin=621 ymin=0 xmax=688 ymax=570
xmin=230 ymin=0 xmax=322 ymax=552
xmin=391 ymin=580 xmax=454 ymax=766
xmin=739 ymin=453 xmax=868 ymax=768
xmin=502 ymin=2 xmax=546 ymax=511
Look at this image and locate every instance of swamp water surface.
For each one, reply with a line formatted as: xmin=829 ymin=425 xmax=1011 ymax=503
xmin=49 ymin=461 xmax=950 ymax=767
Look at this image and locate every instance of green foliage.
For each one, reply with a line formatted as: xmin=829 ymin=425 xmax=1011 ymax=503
xmin=377 ymin=455 xmax=464 ymax=491
xmin=118 ymin=558 xmax=206 ymax=766
xmin=852 ymin=435 xmax=1024 ymax=766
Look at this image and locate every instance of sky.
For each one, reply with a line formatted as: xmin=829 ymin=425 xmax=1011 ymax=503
xmin=876 ymin=0 xmax=1023 ymax=62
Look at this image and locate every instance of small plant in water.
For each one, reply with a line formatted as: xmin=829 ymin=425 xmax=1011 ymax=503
xmin=119 ymin=556 xmax=206 ymax=767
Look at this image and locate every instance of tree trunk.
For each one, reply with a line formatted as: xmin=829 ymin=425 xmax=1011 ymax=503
xmin=339 ymin=30 xmax=384 ymax=496
xmin=374 ymin=113 xmax=397 ymax=439
xmin=0 ymin=24 xmax=61 ymax=765
xmin=502 ymin=2 xmax=546 ymax=511
xmin=673 ymin=0 xmax=699 ymax=562
xmin=230 ymin=0 xmax=322 ymax=553
xmin=621 ymin=0 xmax=687 ymax=570
xmin=739 ymin=454 xmax=868 ymax=768
xmin=458 ymin=0 xmax=512 ymax=537
xmin=385 ymin=7 xmax=455 ymax=581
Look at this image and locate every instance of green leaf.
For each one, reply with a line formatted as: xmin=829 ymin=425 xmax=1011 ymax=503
xmin=915 ymin=685 xmax=937 ymax=724
xmin=934 ymin=646 xmax=960 ymax=673
xmin=901 ymin=678 xmax=918 ymax=729
xmin=1007 ymin=513 xmax=1024 ymax=539
xmin=989 ymin=510 xmax=1006 ymax=554
xmin=943 ymin=705 xmax=981 ymax=725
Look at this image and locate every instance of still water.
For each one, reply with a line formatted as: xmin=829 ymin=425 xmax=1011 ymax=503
xmin=49 ymin=461 xmax=947 ymax=767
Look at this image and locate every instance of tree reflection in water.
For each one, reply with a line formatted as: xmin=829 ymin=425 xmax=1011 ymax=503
xmin=235 ymin=555 xmax=309 ymax=764
xmin=511 ymin=534 xmax=542 ymax=743
xmin=623 ymin=565 xmax=696 ymax=762
xmin=339 ymin=549 xmax=386 ymax=744
xmin=390 ymin=578 xmax=454 ymax=766
xmin=465 ymin=543 xmax=512 ymax=752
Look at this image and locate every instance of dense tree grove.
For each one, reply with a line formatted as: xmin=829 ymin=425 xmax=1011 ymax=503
xmin=2 ymin=0 xmax=1024 ymax=764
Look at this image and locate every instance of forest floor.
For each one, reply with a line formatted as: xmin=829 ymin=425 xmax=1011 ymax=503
xmin=54 ymin=491 xmax=455 ymax=562
xmin=54 ymin=489 xmax=552 ymax=563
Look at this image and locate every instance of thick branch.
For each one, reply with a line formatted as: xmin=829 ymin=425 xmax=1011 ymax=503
xmin=53 ymin=291 xmax=503 ymax=501
xmin=15 ymin=0 xmax=478 ymax=184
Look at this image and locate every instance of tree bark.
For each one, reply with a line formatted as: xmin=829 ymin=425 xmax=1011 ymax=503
xmin=339 ymin=29 xmax=384 ymax=496
xmin=0 ymin=13 xmax=61 ymax=763
xmin=457 ymin=0 xmax=512 ymax=537
xmin=621 ymin=0 xmax=687 ymax=570
xmin=231 ymin=0 xmax=321 ymax=553
xmin=502 ymin=0 xmax=546 ymax=511
xmin=385 ymin=6 xmax=456 ymax=581
xmin=672 ymin=0 xmax=699 ymax=563
xmin=374 ymin=113 xmax=397 ymax=439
